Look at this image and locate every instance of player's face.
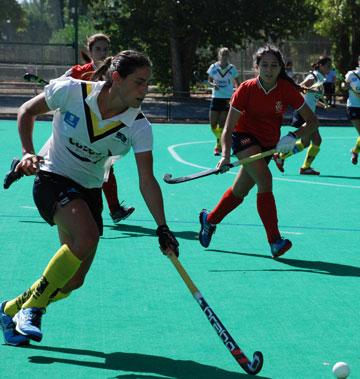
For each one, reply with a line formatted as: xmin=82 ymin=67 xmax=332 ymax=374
xmin=116 ymin=66 xmax=151 ymax=108
xmin=90 ymin=40 xmax=109 ymax=65
xmin=320 ymin=61 xmax=332 ymax=75
xmin=257 ymin=53 xmax=281 ymax=87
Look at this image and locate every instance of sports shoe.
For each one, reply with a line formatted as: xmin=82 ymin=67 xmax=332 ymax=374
xmin=270 ymin=238 xmax=292 ymax=258
xmin=351 ymin=150 xmax=358 ymax=165
xmin=299 ymin=167 xmax=320 ymax=175
xmin=273 ymin=153 xmax=285 ymax=173
xmin=214 ymin=146 xmax=221 ymax=156
xmin=13 ymin=307 xmax=45 ymax=342
xmin=0 ymin=301 xmax=29 ymax=346
xmin=199 ymin=209 xmax=216 ymax=248
xmin=110 ymin=202 xmax=135 ymax=223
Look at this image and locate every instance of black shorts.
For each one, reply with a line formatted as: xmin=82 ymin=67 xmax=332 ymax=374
xmin=231 ymin=132 xmax=274 ymax=164
xmin=210 ymin=98 xmax=230 ymax=112
xmin=291 ymin=110 xmax=305 ymax=128
xmin=323 ymin=82 xmax=335 ymax=95
xmin=347 ymin=107 xmax=360 ymax=120
xmin=33 ymin=171 xmax=103 ymax=235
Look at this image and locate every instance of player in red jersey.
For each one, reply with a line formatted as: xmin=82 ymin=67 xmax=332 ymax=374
xmin=199 ymin=44 xmax=319 ymax=258
xmin=64 ymin=33 xmax=135 ymax=223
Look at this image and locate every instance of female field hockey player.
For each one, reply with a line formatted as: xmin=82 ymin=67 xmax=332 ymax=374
xmin=0 ymin=50 xmax=179 ymax=346
xmin=199 ymin=45 xmax=319 ymax=258
xmin=63 ymin=33 xmax=135 ymax=223
xmin=273 ymin=56 xmax=332 ymax=175
xmin=207 ymin=47 xmax=240 ymax=156
xmin=342 ymin=55 xmax=360 ymax=165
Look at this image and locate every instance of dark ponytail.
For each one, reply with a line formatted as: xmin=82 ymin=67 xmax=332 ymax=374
xmin=91 ymin=56 xmax=113 ymax=82
xmin=91 ymin=50 xmax=152 ymax=84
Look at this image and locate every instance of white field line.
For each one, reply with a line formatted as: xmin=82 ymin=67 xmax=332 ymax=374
xmin=167 ymin=141 xmax=360 ymax=190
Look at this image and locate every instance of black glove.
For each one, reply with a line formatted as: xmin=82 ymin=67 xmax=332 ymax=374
xmin=156 ymin=225 xmax=179 ymax=257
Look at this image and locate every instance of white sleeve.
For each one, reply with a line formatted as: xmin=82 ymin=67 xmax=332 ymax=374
xmin=43 ymin=78 xmax=72 ymax=111
xmin=131 ymin=119 xmax=153 ymax=153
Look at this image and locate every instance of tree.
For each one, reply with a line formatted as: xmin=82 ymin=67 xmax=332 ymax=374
xmin=0 ymin=0 xmax=26 ymax=41
xmin=312 ymin=0 xmax=360 ymax=73
xmin=89 ymin=0 xmax=317 ymax=94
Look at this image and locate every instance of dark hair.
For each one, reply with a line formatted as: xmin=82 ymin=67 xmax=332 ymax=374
xmin=79 ymin=33 xmax=111 ymax=64
xmin=91 ymin=50 xmax=152 ymax=82
xmin=311 ymin=56 xmax=331 ymax=70
xmin=87 ymin=33 xmax=110 ymax=52
xmin=253 ymin=44 xmax=300 ymax=89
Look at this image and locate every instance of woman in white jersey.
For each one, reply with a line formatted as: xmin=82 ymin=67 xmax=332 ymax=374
xmin=342 ymin=55 xmax=360 ymax=164
xmin=273 ymin=56 xmax=332 ymax=175
xmin=207 ymin=47 xmax=240 ymax=155
xmin=0 ymin=50 xmax=179 ymax=347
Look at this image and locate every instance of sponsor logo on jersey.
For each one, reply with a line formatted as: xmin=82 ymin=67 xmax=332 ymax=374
xmin=64 ymin=111 xmax=80 ymax=128
xmin=115 ymin=131 xmax=127 ymax=143
xmin=275 ymin=101 xmax=283 ymax=113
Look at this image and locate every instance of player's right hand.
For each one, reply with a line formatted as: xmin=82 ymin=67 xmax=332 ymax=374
xmin=216 ymin=156 xmax=231 ymax=173
xmin=17 ymin=153 xmax=44 ymax=176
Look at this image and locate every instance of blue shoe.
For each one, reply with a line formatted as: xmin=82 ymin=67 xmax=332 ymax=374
xmin=13 ymin=307 xmax=45 ymax=342
xmin=270 ymin=238 xmax=292 ymax=258
xmin=199 ymin=209 xmax=216 ymax=248
xmin=0 ymin=301 xmax=29 ymax=346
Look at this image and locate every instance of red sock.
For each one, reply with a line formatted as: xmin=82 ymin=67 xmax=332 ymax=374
xmin=256 ymin=192 xmax=280 ymax=243
xmin=102 ymin=167 xmax=120 ymax=213
xmin=207 ymin=187 xmax=243 ymax=224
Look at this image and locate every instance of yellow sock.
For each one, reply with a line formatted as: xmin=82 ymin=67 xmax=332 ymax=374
xmin=4 ymin=283 xmax=72 ymax=317
xmin=211 ymin=127 xmax=223 ymax=148
xmin=280 ymin=140 xmax=304 ymax=160
xmin=4 ymin=280 xmax=41 ymax=317
xmin=20 ymin=245 xmax=81 ymax=309
xmin=302 ymin=144 xmax=320 ymax=169
xmin=353 ymin=136 xmax=360 ymax=153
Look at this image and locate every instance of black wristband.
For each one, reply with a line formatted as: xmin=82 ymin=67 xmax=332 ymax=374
xmin=288 ymin=131 xmax=297 ymax=139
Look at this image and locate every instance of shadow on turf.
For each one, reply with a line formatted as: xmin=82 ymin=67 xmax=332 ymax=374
xmin=103 ymin=223 xmax=198 ymax=241
xmin=207 ymin=249 xmax=360 ymax=277
xmin=25 ymin=345 xmax=270 ymax=378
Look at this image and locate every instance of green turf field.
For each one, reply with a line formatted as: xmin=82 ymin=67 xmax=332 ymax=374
xmin=0 ymin=120 xmax=359 ymax=379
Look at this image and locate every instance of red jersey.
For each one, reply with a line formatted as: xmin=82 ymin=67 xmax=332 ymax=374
xmin=231 ymin=77 xmax=304 ymax=147
xmin=66 ymin=62 xmax=96 ymax=80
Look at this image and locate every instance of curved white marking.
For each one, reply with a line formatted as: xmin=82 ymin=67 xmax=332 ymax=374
xmin=167 ymin=141 xmax=360 ymax=189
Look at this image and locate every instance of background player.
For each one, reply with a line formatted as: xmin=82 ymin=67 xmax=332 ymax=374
xmin=63 ymin=33 xmax=135 ymax=222
xmin=273 ymin=56 xmax=332 ymax=175
xmin=207 ymin=47 xmax=240 ymax=156
xmin=342 ymin=55 xmax=360 ymax=165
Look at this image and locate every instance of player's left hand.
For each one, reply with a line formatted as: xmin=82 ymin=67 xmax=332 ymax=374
xmin=276 ymin=132 xmax=296 ymax=153
xmin=156 ymin=225 xmax=179 ymax=257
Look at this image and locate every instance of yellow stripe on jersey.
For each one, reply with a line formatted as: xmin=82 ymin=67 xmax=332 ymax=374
xmin=81 ymin=83 xmax=125 ymax=142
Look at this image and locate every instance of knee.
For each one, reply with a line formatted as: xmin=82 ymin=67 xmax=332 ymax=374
xmin=71 ymin=231 xmax=99 ymax=260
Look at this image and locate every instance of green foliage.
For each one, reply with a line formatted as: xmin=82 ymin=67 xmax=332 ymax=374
xmin=88 ymin=0 xmax=318 ymax=93
xmin=0 ymin=0 xmax=26 ymax=39
xmin=50 ymin=18 xmax=97 ymax=47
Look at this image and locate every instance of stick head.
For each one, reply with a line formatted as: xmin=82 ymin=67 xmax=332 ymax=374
xmin=246 ymin=351 xmax=264 ymax=375
xmin=163 ymin=173 xmax=173 ymax=183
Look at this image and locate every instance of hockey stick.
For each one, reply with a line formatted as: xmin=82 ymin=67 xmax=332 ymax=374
xmin=168 ymin=253 xmax=264 ymax=375
xmin=163 ymin=149 xmax=276 ymax=184
xmin=23 ymin=73 xmax=49 ymax=85
xmin=3 ymin=158 xmax=23 ymax=189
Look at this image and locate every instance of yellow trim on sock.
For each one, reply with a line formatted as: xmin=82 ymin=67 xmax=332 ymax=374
xmin=302 ymin=144 xmax=320 ymax=169
xmin=354 ymin=136 xmax=360 ymax=153
xmin=281 ymin=140 xmax=305 ymax=160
